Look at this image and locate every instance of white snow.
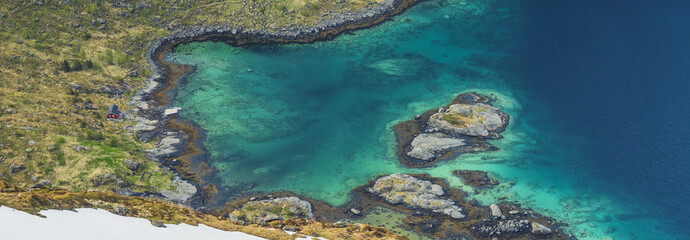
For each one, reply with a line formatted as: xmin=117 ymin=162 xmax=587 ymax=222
xmin=0 ymin=206 xmax=266 ymax=240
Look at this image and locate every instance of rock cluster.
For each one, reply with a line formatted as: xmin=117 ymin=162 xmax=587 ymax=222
xmin=368 ymin=173 xmax=465 ymax=219
xmin=475 ymin=219 xmax=530 ymax=237
xmin=405 ymin=93 xmax=507 ymax=162
xmin=230 ymin=197 xmax=314 ymax=224
xmin=394 ymin=93 xmax=508 ymax=166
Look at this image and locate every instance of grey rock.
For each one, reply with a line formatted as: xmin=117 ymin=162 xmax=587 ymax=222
xmin=28 ymin=140 xmax=36 ymax=145
xmin=150 ymin=219 xmax=166 ymax=228
xmin=490 ymin=204 xmax=503 ymax=219
xmin=113 ymin=205 xmax=128 ymax=216
xmin=369 ymin=174 xmax=464 ymax=219
xmin=160 ymin=177 xmax=197 ymax=203
xmin=350 ymin=208 xmax=361 ymax=215
xmin=427 ymin=103 xmax=507 ymax=138
xmin=122 ymin=159 xmax=142 ymax=171
xmin=9 ymin=164 xmax=26 ymax=174
xmin=531 ymin=222 xmax=552 ymax=235
xmin=407 ymin=133 xmax=466 ymax=161
xmin=72 ymin=145 xmax=88 ymax=152
xmin=509 ymin=210 xmax=519 ymax=215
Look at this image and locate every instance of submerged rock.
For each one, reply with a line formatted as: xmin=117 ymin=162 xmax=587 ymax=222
xmin=368 ymin=173 xmax=465 ymax=219
xmin=452 ymin=169 xmax=499 ymax=189
xmin=230 ymin=197 xmax=314 ymax=224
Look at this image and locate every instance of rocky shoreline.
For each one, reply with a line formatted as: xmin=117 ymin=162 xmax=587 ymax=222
xmin=121 ymin=1 xmax=578 ymax=239
xmin=126 ymin=0 xmax=423 ymax=208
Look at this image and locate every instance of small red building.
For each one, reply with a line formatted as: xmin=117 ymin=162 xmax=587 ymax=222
xmin=107 ymin=104 xmax=121 ymax=120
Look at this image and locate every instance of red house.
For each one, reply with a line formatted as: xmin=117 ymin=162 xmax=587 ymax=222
xmin=107 ymin=104 xmax=122 ymax=120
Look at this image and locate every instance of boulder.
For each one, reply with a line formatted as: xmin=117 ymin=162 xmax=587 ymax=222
xmin=122 ymin=159 xmax=142 ymax=171
xmin=112 ymin=205 xmax=128 ymax=216
xmin=531 ymin=222 xmax=552 ymax=235
xmin=9 ymin=164 xmax=25 ymax=174
xmin=150 ymin=219 xmax=166 ymax=228
xmin=489 ymin=204 xmax=503 ymax=219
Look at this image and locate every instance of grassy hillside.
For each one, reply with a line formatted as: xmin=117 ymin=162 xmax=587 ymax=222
xmin=0 ymin=0 xmax=382 ymax=197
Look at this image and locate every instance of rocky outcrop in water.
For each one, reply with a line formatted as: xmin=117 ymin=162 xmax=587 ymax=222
xmin=367 ymin=173 xmax=465 ymax=219
xmin=394 ymin=93 xmax=508 ymax=167
xmin=229 ymin=197 xmax=314 ymax=225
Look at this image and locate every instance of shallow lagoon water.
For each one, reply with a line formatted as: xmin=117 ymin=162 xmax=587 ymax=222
xmin=167 ymin=0 xmax=689 ymax=239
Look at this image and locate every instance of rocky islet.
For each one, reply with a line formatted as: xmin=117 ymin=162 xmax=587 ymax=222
xmin=394 ymin=93 xmax=509 ymax=167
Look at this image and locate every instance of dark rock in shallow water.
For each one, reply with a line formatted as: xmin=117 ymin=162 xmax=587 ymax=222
xmin=452 ymin=169 xmax=499 ymax=189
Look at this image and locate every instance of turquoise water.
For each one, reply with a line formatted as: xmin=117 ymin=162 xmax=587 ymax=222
xmin=166 ymin=0 xmax=688 ymax=239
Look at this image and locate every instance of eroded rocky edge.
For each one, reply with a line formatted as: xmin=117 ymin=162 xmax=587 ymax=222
xmin=393 ymin=93 xmax=509 ymax=168
xmin=125 ymin=0 xmax=422 ymax=207
xmin=351 ymin=173 xmax=573 ymax=240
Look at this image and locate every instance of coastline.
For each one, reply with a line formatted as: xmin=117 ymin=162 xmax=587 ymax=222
xmin=124 ymin=0 xmax=576 ymax=239
xmin=129 ymin=0 xmax=423 ymax=207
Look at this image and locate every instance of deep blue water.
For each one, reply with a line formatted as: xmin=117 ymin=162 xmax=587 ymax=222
xmin=521 ymin=0 xmax=690 ymax=236
xmin=167 ymin=0 xmax=690 ymax=239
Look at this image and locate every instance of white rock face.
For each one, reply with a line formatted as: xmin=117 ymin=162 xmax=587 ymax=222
xmin=368 ymin=173 xmax=465 ymax=219
xmin=428 ymin=103 xmax=505 ymax=137
xmin=407 ymin=133 xmax=466 ymax=161
xmin=489 ymin=204 xmax=503 ymax=219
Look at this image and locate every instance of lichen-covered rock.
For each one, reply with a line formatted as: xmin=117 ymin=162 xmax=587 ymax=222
xmin=231 ymin=197 xmax=314 ymax=224
xmin=475 ymin=219 xmax=530 ymax=236
xmin=407 ymin=133 xmax=466 ymax=161
xmin=428 ymin=103 xmax=506 ymax=138
xmin=368 ymin=174 xmax=465 ymax=219
xmin=160 ymin=177 xmax=197 ymax=203
xmin=122 ymin=159 xmax=142 ymax=171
